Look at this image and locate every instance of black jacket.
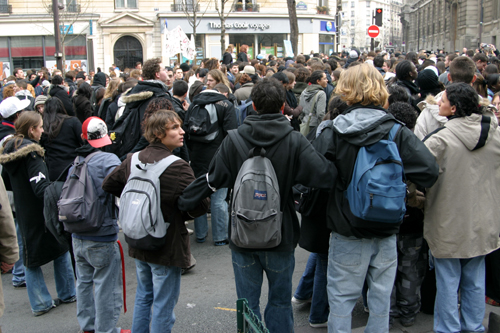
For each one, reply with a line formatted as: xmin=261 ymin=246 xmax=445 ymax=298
xmin=0 ymin=139 xmax=68 ymax=267
xmin=222 ymin=52 xmax=233 ymax=65
xmin=237 ymin=52 xmax=248 ymax=62
xmin=49 ymin=85 xmax=75 ymax=116
xmin=65 ymin=78 xmax=77 ymax=97
xmin=74 ymin=94 xmax=92 ymax=124
xmin=41 ymin=117 xmax=83 ymax=181
xmin=171 ymin=96 xmax=186 ymax=122
xmin=178 ymin=114 xmax=336 ymax=252
xmin=184 ymin=90 xmax=237 ymax=177
xmin=313 ymin=105 xmax=439 ymax=239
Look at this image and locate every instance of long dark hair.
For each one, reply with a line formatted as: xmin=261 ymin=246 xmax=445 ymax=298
xmin=43 ymin=97 xmax=70 ymax=141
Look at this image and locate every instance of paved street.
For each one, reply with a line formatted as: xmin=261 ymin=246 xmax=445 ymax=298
xmin=2 ymin=220 xmax=499 ymax=332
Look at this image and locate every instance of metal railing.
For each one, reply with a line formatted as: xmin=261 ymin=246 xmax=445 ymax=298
xmin=236 ymin=299 xmax=269 ymax=333
xmin=171 ymin=3 xmax=200 ymax=12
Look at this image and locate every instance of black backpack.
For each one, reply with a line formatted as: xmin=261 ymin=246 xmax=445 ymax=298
xmin=90 ymin=85 xmax=105 ymax=115
xmin=185 ymin=103 xmax=220 ymax=143
xmin=97 ymin=97 xmax=113 ymax=121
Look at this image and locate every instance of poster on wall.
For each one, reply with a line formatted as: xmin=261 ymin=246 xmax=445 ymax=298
xmin=45 ymin=60 xmax=88 ymax=74
xmin=284 ymin=40 xmax=294 ymax=57
xmin=0 ymin=62 xmax=11 ymax=80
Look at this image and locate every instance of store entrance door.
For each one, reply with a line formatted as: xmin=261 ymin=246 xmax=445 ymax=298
xmin=113 ymin=36 xmax=143 ymax=69
xmin=229 ymin=34 xmax=255 ymax=59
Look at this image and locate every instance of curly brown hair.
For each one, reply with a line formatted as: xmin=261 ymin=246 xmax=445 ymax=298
xmin=142 ymin=58 xmax=162 ymax=80
xmin=141 ymin=96 xmax=174 ymax=132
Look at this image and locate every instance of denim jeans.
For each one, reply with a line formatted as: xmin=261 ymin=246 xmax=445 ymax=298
xmin=231 ymin=250 xmax=295 ymax=333
xmin=327 ymin=232 xmax=397 ymax=333
xmin=25 ymin=251 xmax=76 ymax=313
xmin=433 ymin=255 xmax=486 ymax=333
xmin=132 ymin=259 xmax=182 ymax=333
xmin=12 ymin=221 xmax=25 ymax=286
xmin=294 ymin=253 xmax=329 ymax=324
xmin=73 ymin=238 xmax=122 ymax=333
xmin=194 ymin=188 xmax=228 ymax=242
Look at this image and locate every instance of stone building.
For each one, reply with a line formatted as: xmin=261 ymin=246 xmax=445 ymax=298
xmin=401 ymin=0 xmax=500 ymax=52
xmin=0 ymin=0 xmax=340 ymax=74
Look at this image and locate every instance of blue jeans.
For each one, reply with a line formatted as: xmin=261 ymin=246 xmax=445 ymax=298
xmin=25 ymin=251 xmax=76 ymax=313
xmin=294 ymin=253 xmax=329 ymax=324
xmin=132 ymin=259 xmax=181 ymax=333
xmin=433 ymin=255 xmax=486 ymax=333
xmin=12 ymin=221 xmax=25 ymax=286
xmin=231 ymin=250 xmax=295 ymax=333
xmin=194 ymin=188 xmax=228 ymax=242
xmin=327 ymin=232 xmax=397 ymax=333
xmin=73 ymin=238 xmax=122 ymax=333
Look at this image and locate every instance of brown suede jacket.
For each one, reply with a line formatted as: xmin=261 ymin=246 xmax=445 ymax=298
xmin=102 ymin=142 xmax=209 ymax=268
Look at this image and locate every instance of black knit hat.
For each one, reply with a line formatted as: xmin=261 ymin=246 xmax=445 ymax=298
xmin=416 ymin=68 xmax=440 ymax=92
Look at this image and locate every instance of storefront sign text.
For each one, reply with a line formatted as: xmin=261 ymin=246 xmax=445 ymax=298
xmin=208 ymin=22 xmax=270 ymax=30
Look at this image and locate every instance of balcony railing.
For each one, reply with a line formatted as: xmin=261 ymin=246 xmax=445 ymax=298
xmin=66 ymin=3 xmax=81 ymax=12
xmin=171 ymin=3 xmax=200 ymax=12
xmin=0 ymin=4 xmax=12 ymax=13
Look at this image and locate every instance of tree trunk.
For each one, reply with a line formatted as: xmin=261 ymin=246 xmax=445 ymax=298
xmin=287 ymin=0 xmax=299 ymax=56
xmin=220 ymin=2 xmax=226 ymax=56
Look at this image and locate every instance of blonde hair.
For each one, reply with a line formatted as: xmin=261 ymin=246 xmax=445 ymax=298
xmin=335 ymin=63 xmax=389 ymax=106
xmin=104 ymin=78 xmax=120 ymax=100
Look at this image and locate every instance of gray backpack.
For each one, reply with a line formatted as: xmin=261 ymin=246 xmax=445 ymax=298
xmin=228 ymin=131 xmax=282 ymax=249
xmin=120 ymin=152 xmax=180 ymax=251
xmin=58 ymin=152 xmax=106 ymax=233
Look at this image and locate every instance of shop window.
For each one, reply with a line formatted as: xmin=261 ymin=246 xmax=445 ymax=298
xmin=45 ymin=35 xmax=87 ymax=61
xmin=11 ymin=36 xmax=43 ymax=70
xmin=115 ymin=0 xmax=137 ymax=9
xmin=0 ymin=0 xmax=12 ymax=14
xmin=351 ymin=2 xmax=354 ymax=8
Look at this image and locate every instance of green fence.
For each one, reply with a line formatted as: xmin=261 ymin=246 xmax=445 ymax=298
xmin=236 ymin=298 xmax=270 ymax=333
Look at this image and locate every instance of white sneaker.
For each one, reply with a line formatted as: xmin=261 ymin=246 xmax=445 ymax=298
xmin=187 ymin=228 xmax=194 ymax=235
xmin=291 ymin=296 xmax=312 ymax=304
xmin=310 ymin=321 xmax=328 ymax=328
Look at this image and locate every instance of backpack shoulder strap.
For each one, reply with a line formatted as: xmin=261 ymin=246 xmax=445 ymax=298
xmin=83 ymin=151 xmax=102 ymax=164
xmin=150 ymin=155 xmax=181 ymax=177
xmin=228 ymin=130 xmax=250 ymax=161
xmin=388 ymin=123 xmax=402 ymax=141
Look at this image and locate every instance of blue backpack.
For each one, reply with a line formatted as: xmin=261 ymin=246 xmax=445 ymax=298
xmin=235 ymin=99 xmax=253 ymax=127
xmin=344 ymin=123 xmax=407 ymax=223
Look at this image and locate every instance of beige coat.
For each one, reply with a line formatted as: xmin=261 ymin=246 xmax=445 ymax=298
xmin=424 ymin=110 xmax=500 ymax=258
xmin=0 ymin=175 xmax=18 ymax=317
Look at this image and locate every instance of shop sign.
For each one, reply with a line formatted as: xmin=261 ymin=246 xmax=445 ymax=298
xmin=208 ymin=22 xmax=270 ymax=30
xmin=296 ymin=1 xmax=307 ymax=10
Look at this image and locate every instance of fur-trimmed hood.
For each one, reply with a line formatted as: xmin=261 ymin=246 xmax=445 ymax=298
xmin=120 ymin=90 xmax=154 ymax=104
xmin=0 ymin=139 xmax=45 ymax=165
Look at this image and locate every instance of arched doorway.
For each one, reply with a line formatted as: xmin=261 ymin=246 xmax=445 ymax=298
xmin=113 ymin=36 xmax=143 ymax=69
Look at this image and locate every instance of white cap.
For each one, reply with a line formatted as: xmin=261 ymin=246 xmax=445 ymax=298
xmin=349 ymin=50 xmax=358 ymax=58
xmin=0 ymin=97 xmax=30 ymax=118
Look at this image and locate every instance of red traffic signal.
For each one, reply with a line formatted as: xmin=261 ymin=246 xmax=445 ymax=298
xmin=375 ymin=8 xmax=383 ymax=26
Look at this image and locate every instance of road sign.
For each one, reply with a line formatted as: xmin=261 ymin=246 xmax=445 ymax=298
xmin=368 ymin=25 xmax=380 ymax=38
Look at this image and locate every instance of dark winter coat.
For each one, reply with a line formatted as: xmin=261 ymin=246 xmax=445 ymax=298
xmin=49 ymin=85 xmax=75 ymax=116
xmin=313 ymin=105 xmax=439 ymax=239
xmin=178 ymin=114 xmax=336 ymax=252
xmin=41 ymin=117 xmax=83 ymax=181
xmin=73 ymin=93 xmax=92 ymax=124
xmin=184 ymin=90 xmax=237 ymax=177
xmin=102 ymin=143 xmax=209 ymax=268
xmin=237 ymin=52 xmax=248 ymax=62
xmin=222 ymin=52 xmax=233 ymax=65
xmin=0 ymin=139 xmax=68 ymax=267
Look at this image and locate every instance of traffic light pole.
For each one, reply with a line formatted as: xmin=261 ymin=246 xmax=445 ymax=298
xmin=371 ymin=10 xmax=374 ymax=51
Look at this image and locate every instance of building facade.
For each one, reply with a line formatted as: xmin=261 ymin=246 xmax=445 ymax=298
xmin=338 ymin=0 xmax=403 ymax=52
xmin=401 ymin=0 xmax=500 ymax=52
xmin=0 ymin=0 xmax=340 ymax=74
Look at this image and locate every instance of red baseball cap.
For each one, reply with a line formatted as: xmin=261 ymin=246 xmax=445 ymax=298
xmin=82 ymin=117 xmax=112 ymax=148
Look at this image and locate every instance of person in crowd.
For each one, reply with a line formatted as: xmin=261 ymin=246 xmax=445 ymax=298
xmin=206 ymin=69 xmax=232 ymax=91
xmin=14 ymin=80 xmax=35 ymax=111
xmin=178 ymin=78 xmax=335 ymax=333
xmin=292 ymin=67 xmax=311 ymax=102
xmin=0 ymin=174 xmax=18 ymax=321
xmin=416 ymin=67 xmax=443 ymax=105
xmin=49 ymin=75 xmax=75 ymax=116
xmin=171 ymin=80 xmax=190 ymax=122
xmin=473 ymin=74 xmax=489 ymax=99
xmin=227 ymin=62 xmax=240 ymax=84
xmin=73 ymin=82 xmax=93 ymax=123
xmin=183 ymin=77 xmax=237 ymax=246
xmin=233 ymin=66 xmax=255 ymax=103
xmin=314 ymin=63 xmax=439 ymax=332
xmin=40 ymin=97 xmax=83 ymax=181
xmin=105 ymin=80 xmax=138 ymax=130
xmin=487 ymin=74 xmax=500 ymax=101
xmin=71 ymin=117 xmax=130 ymax=333
xmin=391 ymin=60 xmax=420 ymax=108
xmin=0 ymin=97 xmax=30 ymax=290
xmin=237 ymin=45 xmax=249 ymax=62
xmin=299 ymin=70 xmax=328 ymax=135
xmin=423 ymin=83 xmax=500 ymax=333
xmin=34 ymin=95 xmax=47 ymax=115
xmin=0 ymin=111 xmax=76 ymax=316
xmin=90 ymin=71 xmax=107 ymax=114
xmin=491 ymin=92 xmax=500 ymax=124
xmin=103 ymin=110 xmax=209 ymax=333
xmin=97 ymin=78 xmax=120 ymax=120
xmin=472 ymin=52 xmax=488 ymax=74
xmin=438 ymin=54 xmax=457 ymax=86
xmin=293 ymin=96 xmax=348 ymax=329
xmin=415 ymin=56 xmax=480 ymax=140
xmin=65 ymin=71 xmax=77 ymax=98
xmin=222 ymin=45 xmax=234 ymax=66
xmin=272 ymin=72 xmax=302 ymax=131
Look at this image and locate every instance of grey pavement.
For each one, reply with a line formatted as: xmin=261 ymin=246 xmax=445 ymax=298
xmin=2 ymin=220 xmax=500 ymax=332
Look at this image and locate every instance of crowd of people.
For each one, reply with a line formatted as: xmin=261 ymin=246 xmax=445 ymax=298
xmin=0 ymin=44 xmax=500 ymax=333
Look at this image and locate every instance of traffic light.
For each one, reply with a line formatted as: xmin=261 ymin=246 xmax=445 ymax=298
xmin=375 ymin=8 xmax=383 ymax=26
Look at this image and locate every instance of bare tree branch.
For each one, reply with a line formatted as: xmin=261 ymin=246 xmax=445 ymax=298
xmin=214 ymin=0 xmax=237 ymax=56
